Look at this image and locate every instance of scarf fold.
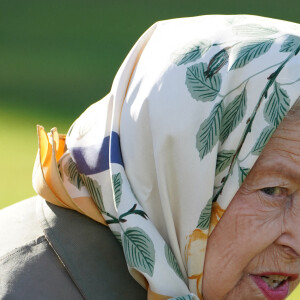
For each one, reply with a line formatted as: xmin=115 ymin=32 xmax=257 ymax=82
xmin=33 ymin=15 xmax=300 ymax=299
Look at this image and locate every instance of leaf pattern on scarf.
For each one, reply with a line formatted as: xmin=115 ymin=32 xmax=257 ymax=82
xmin=176 ymin=41 xmax=211 ymax=65
xmin=197 ymin=197 xmax=212 ymax=230
xmin=112 ymin=172 xmax=123 ymax=208
xmin=57 ymin=162 xmax=63 ymax=180
xmin=164 ymin=244 xmax=184 ymax=280
xmin=112 ymin=231 xmax=122 ymax=245
xmin=230 ymin=39 xmax=274 ymax=69
xmin=81 ymin=176 xmax=105 ymax=213
xmin=264 ymin=82 xmax=290 ymax=127
xmin=169 ymin=295 xmax=194 ymax=300
xmin=232 ymin=24 xmax=278 ymax=37
xmin=62 ymin=157 xmax=107 ymax=213
xmin=123 ymin=227 xmax=155 ymax=276
xmin=186 ymin=62 xmax=222 ymax=102
xmin=280 ymin=35 xmax=300 ymax=53
xmin=220 ymin=87 xmax=247 ymax=143
xmin=216 ymin=150 xmax=235 ymax=175
xmin=196 ymin=101 xmax=224 ymax=159
xmin=238 ymin=166 xmax=250 ymax=185
xmin=251 ymin=81 xmax=290 ymax=156
xmin=204 ymin=48 xmax=229 ymax=78
xmin=251 ymin=125 xmax=276 ymax=155
xmin=65 ymin=157 xmax=84 ymax=189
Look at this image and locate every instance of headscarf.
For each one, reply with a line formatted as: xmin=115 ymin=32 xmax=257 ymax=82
xmin=33 ymin=15 xmax=300 ymax=300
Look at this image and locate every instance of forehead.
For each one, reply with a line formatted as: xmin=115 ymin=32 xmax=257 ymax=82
xmin=251 ymin=115 xmax=300 ymax=180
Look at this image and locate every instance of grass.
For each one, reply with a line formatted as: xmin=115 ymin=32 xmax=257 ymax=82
xmin=1 ymin=1 xmax=300 ymax=297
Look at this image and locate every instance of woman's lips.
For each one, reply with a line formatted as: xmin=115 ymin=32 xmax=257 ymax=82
xmin=257 ymin=272 xmax=299 ymax=281
xmin=250 ymin=273 xmax=298 ymax=300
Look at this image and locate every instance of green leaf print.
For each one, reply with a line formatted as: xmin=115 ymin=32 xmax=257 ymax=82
xmin=57 ymin=162 xmax=63 ymax=179
xmin=112 ymin=173 xmax=123 ymax=208
xmin=197 ymin=197 xmax=212 ymax=230
xmin=123 ymin=227 xmax=155 ymax=276
xmin=112 ymin=231 xmax=122 ymax=245
xmin=169 ymin=295 xmax=194 ymax=300
xmin=264 ymin=82 xmax=290 ymax=127
xmin=176 ymin=41 xmax=211 ymax=65
xmin=186 ymin=62 xmax=222 ymax=102
xmin=65 ymin=158 xmax=84 ymax=189
xmin=251 ymin=125 xmax=275 ymax=155
xmin=204 ymin=48 xmax=229 ymax=78
xmin=81 ymin=175 xmax=105 ymax=213
xmin=63 ymin=157 xmax=106 ymax=212
xmin=164 ymin=244 xmax=184 ymax=280
xmin=216 ymin=150 xmax=235 ymax=175
xmin=238 ymin=166 xmax=250 ymax=186
xmin=233 ymin=24 xmax=278 ymax=37
xmin=196 ymin=101 xmax=224 ymax=159
xmin=280 ymin=35 xmax=300 ymax=54
xmin=230 ymin=39 xmax=274 ymax=70
xmin=220 ymin=87 xmax=247 ymax=143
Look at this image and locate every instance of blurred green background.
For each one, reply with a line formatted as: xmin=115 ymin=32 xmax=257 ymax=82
xmin=1 ymin=0 xmax=300 ymax=298
xmin=1 ymin=0 xmax=299 ymax=208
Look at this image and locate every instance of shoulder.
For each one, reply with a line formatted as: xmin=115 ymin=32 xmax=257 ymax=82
xmin=0 ymin=197 xmax=147 ymax=299
xmin=0 ymin=197 xmax=43 ymax=256
xmin=0 ymin=197 xmax=84 ymax=299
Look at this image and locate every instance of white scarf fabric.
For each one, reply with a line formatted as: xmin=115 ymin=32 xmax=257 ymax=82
xmin=34 ymin=15 xmax=300 ymax=299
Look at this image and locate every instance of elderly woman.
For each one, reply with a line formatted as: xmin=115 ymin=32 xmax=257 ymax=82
xmin=1 ymin=15 xmax=300 ymax=300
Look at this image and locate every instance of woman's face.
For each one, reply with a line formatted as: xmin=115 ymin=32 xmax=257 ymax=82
xmin=203 ymin=112 xmax=300 ymax=300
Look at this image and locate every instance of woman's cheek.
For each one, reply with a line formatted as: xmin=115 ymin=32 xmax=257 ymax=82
xmin=234 ymin=190 xmax=284 ymax=246
xmin=224 ymin=274 xmax=266 ymax=300
xmin=203 ymin=191 xmax=284 ymax=299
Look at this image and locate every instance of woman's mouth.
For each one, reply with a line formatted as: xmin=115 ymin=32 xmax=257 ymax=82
xmin=250 ymin=273 xmax=298 ymax=300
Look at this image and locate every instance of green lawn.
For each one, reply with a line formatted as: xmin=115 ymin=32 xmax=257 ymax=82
xmin=1 ymin=1 xmax=300 ymax=297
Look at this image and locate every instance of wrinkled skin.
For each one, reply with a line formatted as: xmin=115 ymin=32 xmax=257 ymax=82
xmin=203 ymin=111 xmax=300 ymax=300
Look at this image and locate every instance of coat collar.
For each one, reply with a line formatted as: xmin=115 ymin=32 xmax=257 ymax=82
xmin=37 ymin=196 xmax=146 ymax=299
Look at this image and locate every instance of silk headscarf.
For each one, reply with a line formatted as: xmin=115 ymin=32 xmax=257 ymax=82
xmin=33 ymin=15 xmax=300 ymax=299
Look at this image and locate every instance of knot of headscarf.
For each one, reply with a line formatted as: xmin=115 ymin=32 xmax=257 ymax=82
xmin=33 ymin=15 xmax=300 ymax=299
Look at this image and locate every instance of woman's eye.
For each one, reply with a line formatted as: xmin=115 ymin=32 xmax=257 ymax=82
xmin=261 ymin=187 xmax=287 ymax=196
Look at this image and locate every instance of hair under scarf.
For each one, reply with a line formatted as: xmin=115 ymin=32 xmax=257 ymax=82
xmin=33 ymin=15 xmax=300 ymax=300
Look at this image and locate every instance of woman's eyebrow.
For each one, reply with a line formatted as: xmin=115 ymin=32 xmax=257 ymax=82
xmin=258 ymin=158 xmax=300 ymax=182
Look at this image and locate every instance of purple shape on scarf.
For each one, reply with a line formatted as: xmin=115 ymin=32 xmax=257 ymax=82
xmin=70 ymin=131 xmax=124 ymax=175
